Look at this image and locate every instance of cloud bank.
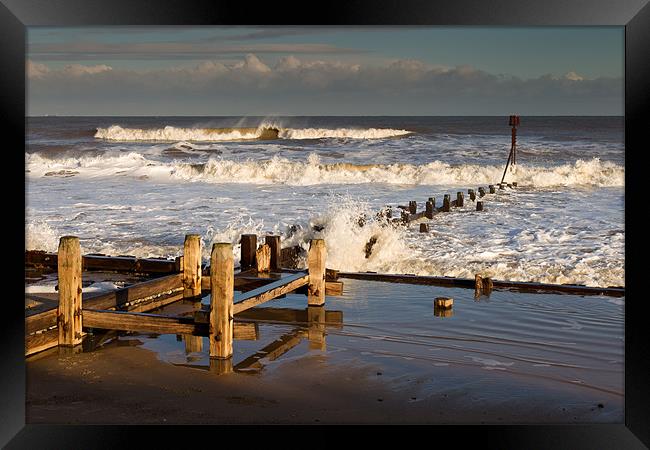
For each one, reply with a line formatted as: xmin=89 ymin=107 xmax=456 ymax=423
xmin=27 ymin=55 xmax=622 ymax=116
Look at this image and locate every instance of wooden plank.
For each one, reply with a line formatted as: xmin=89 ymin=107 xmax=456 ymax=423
xmin=336 ymin=271 xmax=625 ymax=297
xmin=233 ymin=273 xmax=309 ymax=314
xmin=26 ymin=308 xmax=57 ymax=335
xmin=26 ymin=251 xmax=178 ymax=274
xmin=84 ymin=273 xmax=183 ymax=310
xmin=26 ymin=328 xmax=59 ymax=356
xmin=82 ymin=309 xmax=256 ymax=339
xmin=84 ymin=309 xmax=203 ymax=335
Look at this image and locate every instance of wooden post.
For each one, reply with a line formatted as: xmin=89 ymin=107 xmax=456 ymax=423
xmin=425 ymin=201 xmax=434 ymax=219
xmin=210 ymin=243 xmax=234 ymax=359
xmin=240 ymin=234 xmax=257 ymax=270
xmin=57 ymin=236 xmax=83 ymax=347
xmin=401 ymin=210 xmax=409 ymax=223
xmin=512 ymin=182 xmax=518 ymax=187
xmin=428 ymin=197 xmax=436 ymax=208
xmin=476 ymin=201 xmax=484 ymax=211
xmin=307 ymin=239 xmax=326 ymax=306
xmin=256 ymin=244 xmax=271 ymax=273
xmin=266 ymin=235 xmax=281 ymax=272
xmin=456 ymin=192 xmax=464 ymax=207
xmin=499 ymin=183 xmax=505 ymax=190
xmin=386 ymin=206 xmax=392 ymax=219
xmin=478 ymin=187 xmax=486 ymax=197
xmin=468 ymin=189 xmax=476 ymax=201
xmin=183 ymin=234 xmax=202 ymax=298
xmin=442 ymin=194 xmax=451 ymax=212
xmin=419 ymin=223 xmax=429 ymax=233
xmin=409 ymin=201 xmax=417 ymax=214
xmin=489 ymin=185 xmax=495 ymax=194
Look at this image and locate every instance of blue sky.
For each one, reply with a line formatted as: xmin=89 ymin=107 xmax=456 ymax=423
xmin=27 ymin=26 xmax=623 ymax=116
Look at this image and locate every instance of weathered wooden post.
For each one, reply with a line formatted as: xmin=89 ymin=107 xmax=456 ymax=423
xmin=478 ymin=187 xmax=486 ymax=197
xmin=420 ymin=223 xmax=429 ymax=233
xmin=256 ymin=244 xmax=271 ymax=273
xmin=434 ymin=296 xmax=453 ymax=317
xmin=499 ymin=183 xmax=505 ymax=190
xmin=489 ymin=185 xmax=496 ymax=194
xmin=476 ymin=201 xmax=484 ymax=211
xmin=240 ymin=234 xmax=257 ymax=270
xmin=456 ymin=192 xmax=464 ymax=207
xmin=428 ymin=197 xmax=436 ymax=208
xmin=266 ymin=235 xmax=281 ymax=272
xmin=386 ymin=206 xmax=392 ymax=219
xmin=210 ymin=243 xmax=234 ymax=360
xmin=401 ymin=209 xmax=409 ymax=223
xmin=183 ymin=234 xmax=202 ymax=298
xmin=307 ymin=239 xmax=326 ymax=306
xmin=425 ymin=201 xmax=434 ymax=219
xmin=442 ymin=194 xmax=451 ymax=212
xmin=468 ymin=189 xmax=476 ymax=201
xmin=409 ymin=201 xmax=417 ymax=214
xmin=57 ymin=236 xmax=83 ymax=347
xmin=512 ymin=182 xmax=518 ymax=188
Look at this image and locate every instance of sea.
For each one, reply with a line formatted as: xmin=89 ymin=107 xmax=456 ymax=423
xmin=25 ymin=116 xmax=624 ymax=288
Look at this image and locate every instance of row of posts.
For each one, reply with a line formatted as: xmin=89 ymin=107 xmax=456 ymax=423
xmin=391 ymin=182 xmax=518 ymax=231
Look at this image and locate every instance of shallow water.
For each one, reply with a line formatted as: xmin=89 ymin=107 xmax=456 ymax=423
xmin=110 ymin=279 xmax=622 ymax=410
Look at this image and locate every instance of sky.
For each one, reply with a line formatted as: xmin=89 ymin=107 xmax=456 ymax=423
xmin=26 ymin=26 xmax=624 ymax=116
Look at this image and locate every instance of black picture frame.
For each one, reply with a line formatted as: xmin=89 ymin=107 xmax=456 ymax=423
xmin=3 ymin=0 xmax=648 ymax=447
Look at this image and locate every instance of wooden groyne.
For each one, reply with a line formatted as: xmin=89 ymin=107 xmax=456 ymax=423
xmin=25 ymin=234 xmax=344 ymax=361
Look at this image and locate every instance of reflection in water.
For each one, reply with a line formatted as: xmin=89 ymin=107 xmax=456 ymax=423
xmin=170 ymin=305 xmax=343 ymax=375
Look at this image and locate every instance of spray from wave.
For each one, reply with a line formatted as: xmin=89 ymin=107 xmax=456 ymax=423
xmin=94 ymin=124 xmax=412 ymax=141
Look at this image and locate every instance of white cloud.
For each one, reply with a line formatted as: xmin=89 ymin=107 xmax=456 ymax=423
xmin=26 ymin=55 xmax=622 ymax=115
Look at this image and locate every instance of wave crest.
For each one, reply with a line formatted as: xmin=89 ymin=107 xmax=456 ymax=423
xmin=94 ymin=125 xmax=411 ymax=141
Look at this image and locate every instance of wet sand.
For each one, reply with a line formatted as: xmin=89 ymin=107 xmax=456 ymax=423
xmin=26 ymin=341 xmax=621 ymax=424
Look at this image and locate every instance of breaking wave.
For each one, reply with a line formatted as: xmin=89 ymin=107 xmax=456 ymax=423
xmin=26 ymin=152 xmax=623 ymax=188
xmin=94 ymin=125 xmax=412 ymax=141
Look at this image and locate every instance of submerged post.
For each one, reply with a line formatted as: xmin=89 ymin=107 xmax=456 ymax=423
xmin=476 ymin=201 xmax=484 ymax=211
xmin=442 ymin=194 xmax=451 ymax=212
xmin=210 ymin=243 xmax=234 ymax=359
xmin=456 ymin=192 xmax=464 ymax=207
xmin=409 ymin=201 xmax=417 ymax=214
xmin=489 ymin=185 xmax=496 ymax=194
xmin=478 ymin=187 xmax=486 ymax=197
xmin=183 ymin=234 xmax=202 ymax=298
xmin=468 ymin=189 xmax=476 ymax=201
xmin=240 ymin=234 xmax=257 ymax=270
xmin=266 ymin=235 xmax=281 ymax=272
xmin=307 ymin=239 xmax=326 ymax=306
xmin=57 ymin=236 xmax=83 ymax=347
xmin=425 ymin=201 xmax=434 ymax=219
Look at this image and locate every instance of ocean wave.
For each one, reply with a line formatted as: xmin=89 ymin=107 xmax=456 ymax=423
xmin=94 ymin=124 xmax=411 ymax=141
xmin=26 ymin=152 xmax=624 ymax=187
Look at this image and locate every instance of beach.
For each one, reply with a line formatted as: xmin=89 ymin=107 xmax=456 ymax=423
xmin=26 ymin=281 xmax=623 ymax=424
